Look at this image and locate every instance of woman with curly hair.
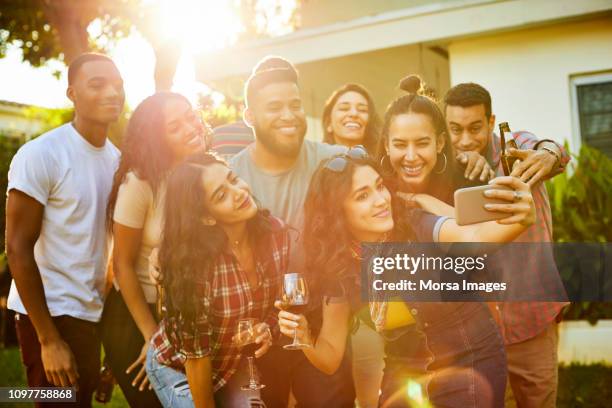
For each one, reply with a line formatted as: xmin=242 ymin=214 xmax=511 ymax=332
xmin=321 ymin=82 xmax=385 ymax=408
xmin=278 ymin=146 xmax=536 ymax=407
xmin=145 ymin=153 xmax=289 ymax=407
xmin=101 ymin=92 xmax=210 ymax=407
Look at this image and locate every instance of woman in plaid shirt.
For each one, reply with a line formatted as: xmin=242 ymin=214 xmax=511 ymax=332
xmin=144 ymin=153 xmax=289 ymax=407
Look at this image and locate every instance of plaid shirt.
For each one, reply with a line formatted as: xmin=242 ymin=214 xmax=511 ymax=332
xmin=150 ymin=216 xmax=289 ymax=391
xmin=486 ymin=131 xmax=570 ymax=344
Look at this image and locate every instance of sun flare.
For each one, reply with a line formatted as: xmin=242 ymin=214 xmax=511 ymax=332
xmin=149 ymin=0 xmax=244 ymax=53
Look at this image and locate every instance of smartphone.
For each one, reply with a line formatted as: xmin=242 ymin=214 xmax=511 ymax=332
xmin=454 ymin=184 xmax=513 ymax=225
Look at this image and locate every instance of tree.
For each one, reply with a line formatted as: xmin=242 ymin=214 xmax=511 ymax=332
xmin=0 ymin=1 xmax=135 ymax=66
xmin=0 ymin=1 xmax=187 ymax=90
xmin=1 ymin=0 xmax=303 ymax=91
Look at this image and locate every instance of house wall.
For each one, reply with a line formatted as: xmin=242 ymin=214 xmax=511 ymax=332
xmin=0 ymin=104 xmax=45 ymax=138
xmin=297 ymin=44 xmax=451 ymax=141
xmin=299 ymin=0 xmax=434 ymax=28
xmin=448 ymin=16 xmax=612 ymax=153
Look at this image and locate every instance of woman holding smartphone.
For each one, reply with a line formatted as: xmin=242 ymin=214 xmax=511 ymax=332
xmin=145 ymin=153 xmax=288 ymax=407
xmin=278 ymin=146 xmax=535 ymax=407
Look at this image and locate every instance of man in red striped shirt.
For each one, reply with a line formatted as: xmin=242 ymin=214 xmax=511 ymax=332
xmin=444 ymin=82 xmax=570 ymax=408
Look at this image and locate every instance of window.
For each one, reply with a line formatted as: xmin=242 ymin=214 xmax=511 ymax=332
xmin=571 ymin=72 xmax=612 ymax=158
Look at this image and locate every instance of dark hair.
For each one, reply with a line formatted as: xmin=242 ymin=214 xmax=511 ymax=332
xmin=68 ymin=53 xmax=116 ymax=85
xmin=245 ymin=56 xmax=299 ymax=107
xmin=106 ymin=92 xmax=192 ymax=229
xmin=444 ymin=82 xmax=492 ymax=119
xmin=160 ymin=152 xmax=273 ymax=333
xmin=322 ymin=83 xmax=382 ymax=154
xmin=303 ymin=155 xmax=414 ymax=337
xmin=376 ymin=75 xmax=466 ymax=204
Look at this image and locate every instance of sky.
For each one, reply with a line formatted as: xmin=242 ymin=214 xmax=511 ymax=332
xmin=0 ymin=33 xmax=187 ymax=110
xmin=0 ymin=0 xmax=297 ymax=110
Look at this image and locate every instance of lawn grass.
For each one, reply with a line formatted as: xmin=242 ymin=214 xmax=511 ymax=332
xmin=0 ymin=347 xmax=128 ymax=408
xmin=557 ymin=362 xmax=612 ymax=407
xmin=1 ymin=347 xmax=611 ymax=407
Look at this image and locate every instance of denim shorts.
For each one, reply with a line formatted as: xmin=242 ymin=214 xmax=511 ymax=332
xmin=145 ymin=345 xmax=267 ymax=407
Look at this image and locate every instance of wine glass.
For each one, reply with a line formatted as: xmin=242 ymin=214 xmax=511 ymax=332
xmin=281 ymin=273 xmax=312 ymax=350
xmin=235 ymin=318 xmax=265 ymax=391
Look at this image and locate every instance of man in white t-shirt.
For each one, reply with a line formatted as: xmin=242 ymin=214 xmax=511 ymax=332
xmin=6 ymin=53 xmax=124 ymax=407
xmin=230 ymin=56 xmax=352 ymax=408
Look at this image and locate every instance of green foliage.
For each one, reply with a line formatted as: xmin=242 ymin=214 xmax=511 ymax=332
xmin=0 ymin=0 xmax=137 ymax=65
xmin=0 ymin=136 xmax=24 ymax=255
xmin=557 ymin=363 xmax=612 ymax=407
xmin=546 ymin=143 xmax=612 ymax=323
xmin=0 ymin=0 xmax=61 ymax=66
xmin=198 ymin=92 xmax=243 ymax=128
xmin=547 ymin=143 xmax=612 ymax=243
xmin=24 ymin=105 xmax=74 ymax=131
xmin=0 ymin=347 xmax=128 ymax=407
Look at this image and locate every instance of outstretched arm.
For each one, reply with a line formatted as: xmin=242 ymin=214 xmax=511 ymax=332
xmin=438 ymin=176 xmax=535 ymax=243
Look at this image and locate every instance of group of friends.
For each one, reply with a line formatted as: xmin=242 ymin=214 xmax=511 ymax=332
xmin=5 ymin=52 xmax=569 ymax=408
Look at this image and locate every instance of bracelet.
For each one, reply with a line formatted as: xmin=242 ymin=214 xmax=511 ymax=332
xmin=539 ymin=146 xmax=561 ymax=163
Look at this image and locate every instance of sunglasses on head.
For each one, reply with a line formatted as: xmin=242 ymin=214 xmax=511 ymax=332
xmin=324 ymin=145 xmax=369 ymax=173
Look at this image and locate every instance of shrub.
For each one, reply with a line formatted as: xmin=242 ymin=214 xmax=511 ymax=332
xmin=546 ymin=144 xmax=612 ymax=323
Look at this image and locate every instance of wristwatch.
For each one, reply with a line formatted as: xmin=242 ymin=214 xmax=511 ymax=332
xmin=540 ymin=146 xmax=560 ymax=163
xmin=534 ymin=139 xmax=561 ymax=164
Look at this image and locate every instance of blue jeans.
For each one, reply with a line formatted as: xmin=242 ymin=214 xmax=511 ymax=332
xmin=145 ymin=345 xmax=267 ymax=407
xmin=380 ymin=303 xmax=507 ymax=408
xmin=146 ymin=346 xmax=193 ymax=408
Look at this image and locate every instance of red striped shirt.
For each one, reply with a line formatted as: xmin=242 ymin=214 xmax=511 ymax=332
xmin=150 ymin=216 xmax=289 ymax=391
xmin=487 ymin=131 xmax=569 ymax=344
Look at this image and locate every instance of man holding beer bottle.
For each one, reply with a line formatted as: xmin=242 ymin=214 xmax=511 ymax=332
xmin=444 ymin=82 xmax=569 ymax=408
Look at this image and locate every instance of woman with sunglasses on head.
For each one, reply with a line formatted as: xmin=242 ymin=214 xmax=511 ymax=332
xmin=322 ymin=84 xmax=384 ymax=408
xmin=145 ymin=152 xmax=288 ymax=407
xmin=277 ymin=145 xmax=535 ymax=407
xmin=101 ymin=92 xmax=211 ymax=407
xmin=322 ymin=83 xmax=382 ymax=155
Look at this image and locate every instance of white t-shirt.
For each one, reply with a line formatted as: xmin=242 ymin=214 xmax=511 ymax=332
xmin=112 ymin=171 xmax=164 ymax=304
xmin=7 ymin=123 xmax=120 ymax=322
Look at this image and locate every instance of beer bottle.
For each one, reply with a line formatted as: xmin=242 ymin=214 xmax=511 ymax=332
xmin=499 ymin=122 xmax=519 ymax=176
xmin=95 ymin=362 xmax=115 ymax=403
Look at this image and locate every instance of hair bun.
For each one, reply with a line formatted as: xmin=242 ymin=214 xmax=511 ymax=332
xmin=399 ymin=75 xmax=422 ymax=94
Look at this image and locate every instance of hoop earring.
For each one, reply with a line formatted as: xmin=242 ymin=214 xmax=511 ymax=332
xmin=434 ymin=152 xmax=447 ymax=174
